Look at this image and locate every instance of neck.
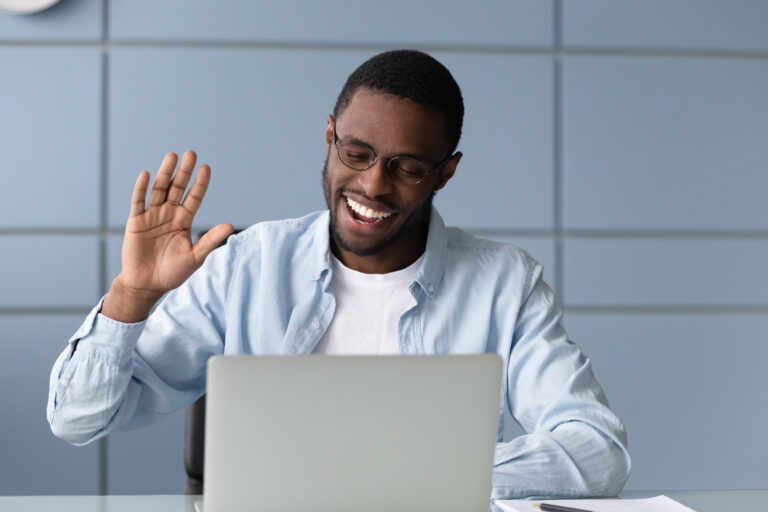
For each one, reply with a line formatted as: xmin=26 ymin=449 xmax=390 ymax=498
xmin=332 ymin=223 xmax=428 ymax=274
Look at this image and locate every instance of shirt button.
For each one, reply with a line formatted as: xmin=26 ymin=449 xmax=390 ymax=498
xmin=311 ymin=319 xmax=321 ymax=330
xmin=427 ymin=284 xmax=435 ymax=293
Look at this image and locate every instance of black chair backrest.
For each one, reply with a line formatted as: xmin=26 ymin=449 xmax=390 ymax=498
xmin=184 ymin=394 xmax=206 ymax=495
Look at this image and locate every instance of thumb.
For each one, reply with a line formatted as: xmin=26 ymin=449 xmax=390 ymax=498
xmin=192 ymin=223 xmax=235 ymax=266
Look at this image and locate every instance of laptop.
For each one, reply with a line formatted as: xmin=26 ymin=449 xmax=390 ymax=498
xmin=200 ymin=354 xmax=502 ymax=512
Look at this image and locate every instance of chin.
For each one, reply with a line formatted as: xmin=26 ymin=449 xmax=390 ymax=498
xmin=322 ymin=158 xmax=434 ymax=258
xmin=330 ymin=208 xmax=398 ymax=257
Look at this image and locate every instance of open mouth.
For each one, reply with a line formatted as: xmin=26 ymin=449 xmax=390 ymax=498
xmin=345 ymin=197 xmax=394 ymax=224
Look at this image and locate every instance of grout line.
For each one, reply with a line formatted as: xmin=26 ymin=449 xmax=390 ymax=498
xmin=553 ymin=0 xmax=563 ymax=50
xmin=5 ymin=227 xmax=768 ymax=239
xmin=560 ymin=230 xmax=768 ymax=240
xmin=0 ymin=39 xmax=767 ymax=60
xmin=557 ymin=45 xmax=768 ymax=60
xmin=0 ymin=308 xmax=93 ymax=315
xmin=99 ymin=50 xmax=110 ymax=294
xmin=0 ymin=40 xmax=99 ymax=46
xmin=552 ymin=0 xmax=564 ymax=303
xmin=469 ymin=229 xmax=768 ymax=240
xmin=0 ymin=228 xmax=108 ymax=235
xmin=98 ymin=0 xmax=110 ymax=496
xmin=102 ymin=0 xmax=109 ymax=42
xmin=108 ymin=40 xmax=556 ymax=54
xmin=564 ymin=305 xmax=768 ymax=315
xmin=99 ymin=35 xmax=110 ymax=298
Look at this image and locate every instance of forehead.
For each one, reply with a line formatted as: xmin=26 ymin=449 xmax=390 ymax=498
xmin=336 ymin=88 xmax=447 ymax=157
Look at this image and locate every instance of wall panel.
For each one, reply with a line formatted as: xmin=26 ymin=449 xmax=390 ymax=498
xmin=434 ymin=54 xmax=554 ymax=230
xmin=0 ymin=48 xmax=101 ymax=228
xmin=0 ymin=315 xmax=99 ymax=495
xmin=0 ymin=0 xmax=102 ymax=41
xmin=108 ymin=48 xmax=367 ymax=229
xmin=565 ymin=313 xmax=768 ymax=490
xmin=564 ymin=0 xmax=768 ymax=51
xmin=564 ymin=238 xmax=768 ymax=307
xmin=106 ymin=410 xmax=186 ymax=494
xmin=0 ymin=236 xmax=99 ymax=308
xmin=563 ymin=56 xmax=768 ymax=230
xmin=109 ymin=0 xmax=553 ymax=47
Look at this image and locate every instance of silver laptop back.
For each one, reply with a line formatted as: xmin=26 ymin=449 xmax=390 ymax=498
xmin=203 ymin=354 xmax=502 ymax=512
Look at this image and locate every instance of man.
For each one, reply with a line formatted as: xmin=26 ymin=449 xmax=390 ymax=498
xmin=48 ymin=50 xmax=630 ymax=499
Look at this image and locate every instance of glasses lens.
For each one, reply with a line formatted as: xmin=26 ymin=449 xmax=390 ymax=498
xmin=389 ymin=157 xmax=429 ymax=184
xmin=338 ymin=142 xmax=374 ymax=170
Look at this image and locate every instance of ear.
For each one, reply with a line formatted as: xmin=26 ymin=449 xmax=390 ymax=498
xmin=324 ymin=115 xmax=334 ymax=155
xmin=434 ymin=151 xmax=462 ymax=191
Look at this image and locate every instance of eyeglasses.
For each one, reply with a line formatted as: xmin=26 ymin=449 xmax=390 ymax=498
xmin=332 ymin=120 xmax=452 ymax=185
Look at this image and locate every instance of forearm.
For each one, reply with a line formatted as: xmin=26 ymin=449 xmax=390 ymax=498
xmin=491 ymin=421 xmax=630 ymax=499
xmin=47 ymin=307 xmax=145 ymax=445
xmin=48 ymin=261 xmax=229 ymax=444
xmin=499 ymin=271 xmax=631 ymax=499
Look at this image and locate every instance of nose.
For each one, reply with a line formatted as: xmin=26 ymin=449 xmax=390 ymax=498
xmin=357 ymin=158 xmax=394 ymax=198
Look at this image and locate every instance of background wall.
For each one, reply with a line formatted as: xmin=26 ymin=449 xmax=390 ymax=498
xmin=1 ymin=0 xmax=767 ymax=495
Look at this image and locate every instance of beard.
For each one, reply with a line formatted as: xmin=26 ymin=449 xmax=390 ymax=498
xmin=322 ymin=157 xmax=435 ymax=257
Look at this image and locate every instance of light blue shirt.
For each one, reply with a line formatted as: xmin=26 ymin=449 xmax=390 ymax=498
xmin=48 ymin=208 xmax=630 ymax=499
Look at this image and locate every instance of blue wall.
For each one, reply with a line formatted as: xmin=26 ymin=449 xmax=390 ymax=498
xmin=1 ymin=0 xmax=767 ymax=495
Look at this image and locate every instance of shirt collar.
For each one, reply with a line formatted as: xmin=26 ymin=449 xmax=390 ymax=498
xmin=311 ymin=210 xmax=332 ymax=280
xmin=413 ymin=206 xmax=447 ymax=300
xmin=310 ymin=207 xmax=448 ymax=299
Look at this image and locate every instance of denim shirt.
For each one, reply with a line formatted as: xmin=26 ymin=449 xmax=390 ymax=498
xmin=48 ymin=208 xmax=630 ymax=499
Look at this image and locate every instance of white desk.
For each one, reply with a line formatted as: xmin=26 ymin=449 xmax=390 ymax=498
xmin=1 ymin=491 xmax=766 ymax=512
xmin=620 ymin=490 xmax=768 ymax=511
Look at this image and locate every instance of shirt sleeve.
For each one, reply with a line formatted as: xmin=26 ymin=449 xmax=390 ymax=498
xmin=491 ymin=270 xmax=631 ymax=499
xmin=47 ymin=242 xmax=236 ymax=446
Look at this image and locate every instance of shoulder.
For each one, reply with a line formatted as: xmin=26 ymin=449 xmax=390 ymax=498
xmin=226 ymin=211 xmax=327 ymax=254
xmin=443 ymin=227 xmax=542 ymax=294
xmin=196 ymin=211 xmax=328 ymax=293
xmin=445 ymin=228 xmax=538 ymax=268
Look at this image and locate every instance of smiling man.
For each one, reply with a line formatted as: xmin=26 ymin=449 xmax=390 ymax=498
xmin=323 ymin=83 xmax=459 ymax=274
xmin=48 ymin=50 xmax=630 ymax=499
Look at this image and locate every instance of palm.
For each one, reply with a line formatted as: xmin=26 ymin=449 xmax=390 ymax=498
xmin=118 ymin=151 xmax=233 ymax=296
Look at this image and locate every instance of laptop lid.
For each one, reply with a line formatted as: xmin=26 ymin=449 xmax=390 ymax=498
xmin=203 ymin=354 xmax=502 ymax=512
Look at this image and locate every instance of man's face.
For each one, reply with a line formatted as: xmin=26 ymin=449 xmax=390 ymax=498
xmin=322 ymin=88 xmax=459 ymax=273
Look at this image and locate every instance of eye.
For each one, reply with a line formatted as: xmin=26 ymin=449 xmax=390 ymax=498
xmin=341 ymin=144 xmax=372 ymax=163
xmin=391 ymin=158 xmax=427 ymax=178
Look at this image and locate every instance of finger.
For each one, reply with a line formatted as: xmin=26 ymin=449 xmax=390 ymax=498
xmin=181 ymin=163 xmax=211 ymax=216
xmin=129 ymin=170 xmax=150 ymax=217
xmin=148 ymin=152 xmax=179 ymax=207
xmin=192 ymin=223 xmax=235 ymax=267
xmin=167 ymin=150 xmax=197 ymax=205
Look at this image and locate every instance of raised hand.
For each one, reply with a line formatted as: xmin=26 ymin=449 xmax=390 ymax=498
xmin=102 ymin=151 xmax=234 ymax=323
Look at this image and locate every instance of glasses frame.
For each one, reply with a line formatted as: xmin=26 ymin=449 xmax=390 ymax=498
xmin=331 ymin=119 xmax=452 ymax=185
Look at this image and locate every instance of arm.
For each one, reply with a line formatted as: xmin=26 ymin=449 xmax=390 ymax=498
xmin=47 ymin=151 xmax=234 ymax=445
xmin=491 ymin=272 xmax=631 ymax=499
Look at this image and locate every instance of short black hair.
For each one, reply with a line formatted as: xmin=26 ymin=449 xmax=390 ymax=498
xmin=333 ymin=49 xmax=464 ymax=154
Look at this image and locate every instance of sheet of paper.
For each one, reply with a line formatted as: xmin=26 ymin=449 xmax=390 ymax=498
xmin=495 ymin=495 xmax=697 ymax=512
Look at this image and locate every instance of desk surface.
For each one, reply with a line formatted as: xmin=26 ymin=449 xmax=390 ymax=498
xmin=1 ymin=491 xmax=766 ymax=512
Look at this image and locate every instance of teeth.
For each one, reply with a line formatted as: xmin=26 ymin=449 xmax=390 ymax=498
xmin=346 ymin=197 xmax=393 ymax=220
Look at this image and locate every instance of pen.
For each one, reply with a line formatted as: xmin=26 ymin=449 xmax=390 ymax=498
xmin=535 ymin=503 xmax=594 ymax=512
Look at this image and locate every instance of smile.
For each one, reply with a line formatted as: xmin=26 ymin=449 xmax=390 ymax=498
xmin=345 ymin=197 xmax=393 ymax=223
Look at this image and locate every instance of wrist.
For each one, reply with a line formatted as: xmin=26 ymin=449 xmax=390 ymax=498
xmin=102 ymin=277 xmax=164 ymax=323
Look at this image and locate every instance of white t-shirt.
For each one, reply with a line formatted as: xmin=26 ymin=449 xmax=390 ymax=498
xmin=312 ymin=253 xmax=424 ymax=355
